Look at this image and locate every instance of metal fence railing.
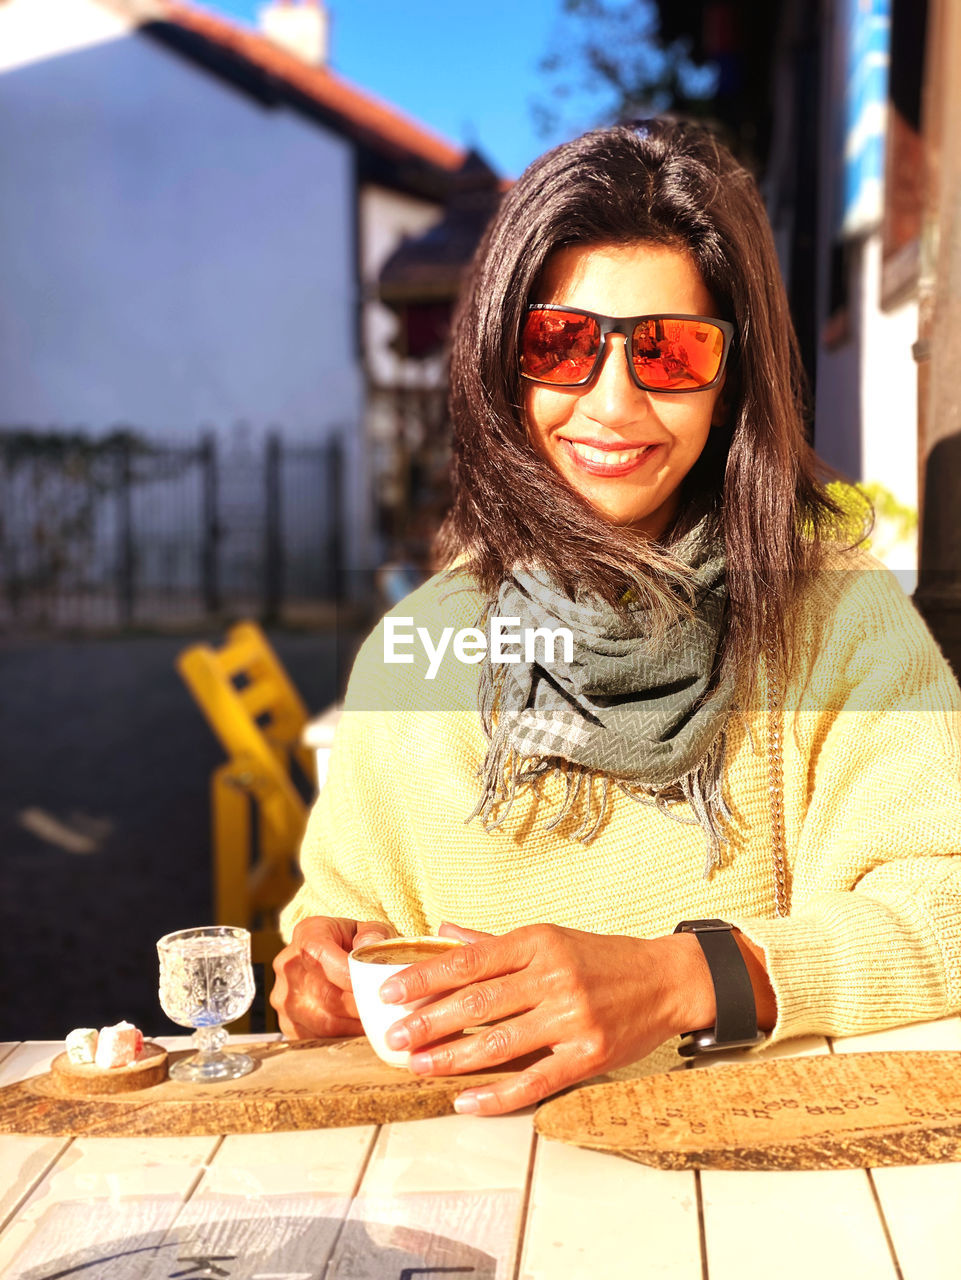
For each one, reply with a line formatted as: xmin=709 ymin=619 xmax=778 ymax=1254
xmin=0 ymin=427 xmax=346 ymax=631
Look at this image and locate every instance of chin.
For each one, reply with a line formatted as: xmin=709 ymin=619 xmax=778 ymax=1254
xmin=579 ymin=490 xmax=671 ymax=535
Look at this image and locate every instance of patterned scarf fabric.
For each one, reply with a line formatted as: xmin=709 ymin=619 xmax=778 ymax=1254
xmin=468 ymin=525 xmax=735 ymax=874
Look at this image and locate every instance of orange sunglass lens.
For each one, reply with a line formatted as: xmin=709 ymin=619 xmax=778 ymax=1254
xmin=631 ymin=319 xmax=725 ymax=389
xmin=520 ymin=309 xmax=600 ymax=383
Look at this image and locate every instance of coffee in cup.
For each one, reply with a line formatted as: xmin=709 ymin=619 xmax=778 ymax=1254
xmin=352 ymin=939 xmax=459 ymax=966
xmin=348 ymin=935 xmax=462 ymax=1067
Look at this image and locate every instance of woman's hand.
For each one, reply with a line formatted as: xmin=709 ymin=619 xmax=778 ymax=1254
xmin=270 ymin=915 xmax=397 ymax=1040
xmin=379 ymin=921 xmax=719 ymax=1115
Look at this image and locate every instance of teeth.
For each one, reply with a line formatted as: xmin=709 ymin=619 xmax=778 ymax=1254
xmin=570 ymin=442 xmax=652 ymax=466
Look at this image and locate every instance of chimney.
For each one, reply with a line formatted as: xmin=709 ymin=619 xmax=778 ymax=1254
xmin=258 ymin=0 xmax=329 ymax=65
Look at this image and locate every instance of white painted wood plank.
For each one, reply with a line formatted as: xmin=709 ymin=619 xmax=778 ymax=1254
xmin=0 ymin=1035 xmax=364 ymax=1280
xmin=361 ymin=1111 xmax=533 ymax=1194
xmin=872 ymin=1161 xmax=961 ymax=1280
xmin=828 ymin=1018 xmax=961 ymax=1280
xmin=0 ymin=1136 xmax=71 ymax=1231
xmin=171 ymin=1192 xmax=353 ymax=1280
xmin=519 ymin=1137 xmax=702 ymax=1280
xmin=152 ymin=1127 xmax=378 ymax=1280
xmin=701 ymin=1168 xmax=899 ymax=1280
xmin=327 ymin=1113 xmax=534 ymax=1280
xmin=0 ymin=1047 xmax=73 ymax=1242
xmin=199 ymin=1127 xmax=377 ymax=1197
xmin=331 ymin=1188 xmax=520 ymax=1280
xmin=690 ymin=1033 xmax=830 ymax=1070
xmin=0 ymin=1043 xmax=60 ymax=1086
xmin=0 ymin=1201 xmax=211 ymax=1280
xmin=0 ymin=1133 xmax=219 ymax=1278
xmin=830 ymin=1014 xmax=961 ymax=1054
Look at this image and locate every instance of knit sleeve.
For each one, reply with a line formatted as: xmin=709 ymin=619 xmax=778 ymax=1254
xmin=279 ymin=632 xmax=432 ymax=941
xmin=280 ymin=569 xmax=486 ymax=942
xmin=279 ymin=703 xmax=403 ymax=939
xmin=728 ymin=558 xmax=961 ymax=1042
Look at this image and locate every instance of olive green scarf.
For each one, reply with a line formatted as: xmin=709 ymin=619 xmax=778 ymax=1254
xmin=469 ymin=525 xmax=735 ymax=874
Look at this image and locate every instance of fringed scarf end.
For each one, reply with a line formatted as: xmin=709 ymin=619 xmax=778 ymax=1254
xmin=468 ymin=541 xmax=734 ymax=872
xmin=469 ymin=744 xmax=615 ymax=845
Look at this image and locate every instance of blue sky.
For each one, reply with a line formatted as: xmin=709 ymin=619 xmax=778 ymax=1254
xmin=209 ymin=0 xmax=599 ymax=178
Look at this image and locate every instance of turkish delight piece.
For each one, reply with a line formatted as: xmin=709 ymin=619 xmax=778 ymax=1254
xmin=95 ymin=1021 xmax=144 ymax=1069
xmin=65 ymin=1027 xmax=99 ymax=1065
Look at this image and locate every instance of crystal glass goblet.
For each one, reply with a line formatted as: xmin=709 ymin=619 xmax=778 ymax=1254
xmin=157 ymin=925 xmax=256 ymax=1082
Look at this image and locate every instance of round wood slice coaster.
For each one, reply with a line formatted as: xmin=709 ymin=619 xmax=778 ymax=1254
xmin=50 ymin=1043 xmax=169 ymax=1095
xmin=534 ymin=1050 xmax=961 ymax=1171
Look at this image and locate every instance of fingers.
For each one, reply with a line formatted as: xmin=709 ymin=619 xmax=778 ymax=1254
xmin=454 ymin=1034 xmax=611 ymax=1116
xmin=381 ymin=930 xmax=534 ymax=1005
xmin=291 ymin=916 xmax=355 ymax=990
xmin=352 ymin=921 xmax=398 ymax=949
xmin=276 ymin=1008 xmax=357 ymax=1041
xmin=276 ymin=1010 xmax=304 ymax=1040
xmin=290 ymin=917 xmax=393 ymax=990
xmin=272 ymin=914 xmax=395 ymax=1039
xmin=386 ymin=971 xmax=533 ymax=1053
xmin=278 ymin=1010 xmax=364 ymax=1040
xmin=270 ymin=938 xmax=365 ymax=1037
xmin=453 ymin=1055 xmax=576 ymax=1116
xmin=406 ymin=1010 xmax=546 ymax=1075
xmin=438 ymin=920 xmax=493 ymax=944
xmin=377 ymin=925 xmax=665 ymax=1115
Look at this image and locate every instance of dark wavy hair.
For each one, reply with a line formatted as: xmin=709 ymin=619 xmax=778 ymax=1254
xmin=435 ymin=119 xmax=851 ymax=681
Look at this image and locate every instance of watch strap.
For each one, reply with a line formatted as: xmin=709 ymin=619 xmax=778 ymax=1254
xmin=673 ymin=918 xmax=765 ymax=1056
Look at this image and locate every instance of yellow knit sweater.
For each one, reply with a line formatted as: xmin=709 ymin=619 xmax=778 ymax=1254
xmin=282 ymin=548 xmax=961 ymax=1046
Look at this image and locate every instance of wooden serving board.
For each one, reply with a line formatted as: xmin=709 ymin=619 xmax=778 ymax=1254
xmin=534 ymin=1050 xmax=961 ymax=1171
xmin=0 ymin=1037 xmax=531 ymax=1137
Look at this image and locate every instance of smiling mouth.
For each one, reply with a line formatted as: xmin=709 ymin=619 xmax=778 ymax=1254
xmin=564 ymin=440 xmax=660 ymax=472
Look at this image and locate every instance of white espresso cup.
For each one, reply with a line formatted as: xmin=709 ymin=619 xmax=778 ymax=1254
xmin=348 ymin=935 xmax=462 ymax=1067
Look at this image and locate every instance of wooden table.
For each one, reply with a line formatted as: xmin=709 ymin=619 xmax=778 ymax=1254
xmin=3 ymin=1017 xmax=961 ymax=1280
xmin=301 ymin=702 xmax=343 ymax=790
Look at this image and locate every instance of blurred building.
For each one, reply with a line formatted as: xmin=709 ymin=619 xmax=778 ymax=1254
xmin=657 ymin=0 xmax=961 ymax=671
xmin=374 ymin=148 xmax=503 ymax=562
xmin=0 ymin=0 xmax=494 ymax=591
xmin=763 ymin=0 xmax=921 ymax=579
xmin=912 ymin=0 xmax=961 ymax=674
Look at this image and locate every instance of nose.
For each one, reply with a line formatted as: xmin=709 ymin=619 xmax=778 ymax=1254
xmin=578 ymin=333 xmax=648 ymax=426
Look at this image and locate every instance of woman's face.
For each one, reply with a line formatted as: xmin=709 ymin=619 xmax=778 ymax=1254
xmin=523 ymin=241 xmax=728 ymax=538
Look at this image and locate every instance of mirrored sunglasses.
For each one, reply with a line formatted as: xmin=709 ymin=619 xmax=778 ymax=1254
xmin=520 ymin=305 xmax=735 ymax=393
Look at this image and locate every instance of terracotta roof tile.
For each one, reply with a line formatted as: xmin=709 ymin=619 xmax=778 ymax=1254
xmin=145 ymin=0 xmax=465 ymax=172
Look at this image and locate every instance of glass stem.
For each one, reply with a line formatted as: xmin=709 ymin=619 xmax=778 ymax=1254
xmin=193 ymin=1025 xmax=228 ymax=1057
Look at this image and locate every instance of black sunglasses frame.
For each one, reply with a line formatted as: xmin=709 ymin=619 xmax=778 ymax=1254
xmin=520 ymin=304 xmax=735 ymax=394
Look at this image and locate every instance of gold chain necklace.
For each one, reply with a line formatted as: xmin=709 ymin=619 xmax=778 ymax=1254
xmin=765 ymin=634 xmax=789 ymax=917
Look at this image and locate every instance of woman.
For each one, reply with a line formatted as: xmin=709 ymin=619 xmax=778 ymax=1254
xmin=272 ymin=120 xmax=961 ymax=1115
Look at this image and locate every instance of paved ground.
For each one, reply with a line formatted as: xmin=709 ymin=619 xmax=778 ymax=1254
xmin=0 ymin=622 xmax=366 ymax=1041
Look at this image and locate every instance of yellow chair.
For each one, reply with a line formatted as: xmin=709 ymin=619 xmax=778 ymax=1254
xmin=177 ymin=621 xmax=313 ymax=1030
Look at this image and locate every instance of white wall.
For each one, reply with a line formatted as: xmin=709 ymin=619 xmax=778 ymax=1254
xmin=359 ymin=183 xmax=446 ymax=390
xmin=813 ymin=0 xmax=918 ymax=577
xmin=0 ymin=2 xmax=361 ymax=442
xmin=0 ymin=0 xmax=132 ymax=72
xmin=855 ymin=237 xmax=918 ymax=512
xmin=0 ymin=0 xmax=372 ymax=570
xmin=358 ymin=183 xmax=447 ymax=563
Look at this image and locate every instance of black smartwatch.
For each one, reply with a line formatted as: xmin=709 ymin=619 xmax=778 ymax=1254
xmin=673 ymin=918 xmax=767 ymax=1057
